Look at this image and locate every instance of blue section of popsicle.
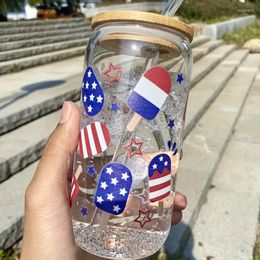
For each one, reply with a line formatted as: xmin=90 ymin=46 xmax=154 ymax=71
xmin=82 ymin=67 xmax=104 ymax=116
xmin=94 ymin=163 xmax=133 ymax=215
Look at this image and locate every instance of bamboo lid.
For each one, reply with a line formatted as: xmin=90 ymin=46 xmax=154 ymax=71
xmin=100 ymin=33 xmax=181 ymax=58
xmin=92 ymin=10 xmax=193 ymax=42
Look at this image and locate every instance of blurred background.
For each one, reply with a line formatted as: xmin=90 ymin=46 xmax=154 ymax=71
xmin=0 ymin=0 xmax=259 ymax=259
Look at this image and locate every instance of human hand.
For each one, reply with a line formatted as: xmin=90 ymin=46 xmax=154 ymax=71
xmin=20 ymin=101 xmax=187 ymax=260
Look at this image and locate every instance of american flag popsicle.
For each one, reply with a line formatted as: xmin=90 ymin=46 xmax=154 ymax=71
xmin=79 ymin=122 xmax=110 ymax=159
xmin=93 ymin=162 xmax=133 ymax=230
xmin=127 ymin=67 xmax=171 ymax=132
xmin=148 ymin=154 xmax=171 ymax=203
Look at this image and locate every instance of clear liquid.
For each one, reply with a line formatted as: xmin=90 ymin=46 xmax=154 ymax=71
xmin=73 ymin=220 xmax=169 ymax=259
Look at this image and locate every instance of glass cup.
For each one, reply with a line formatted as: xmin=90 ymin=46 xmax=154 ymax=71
xmin=70 ymin=10 xmax=193 ymax=260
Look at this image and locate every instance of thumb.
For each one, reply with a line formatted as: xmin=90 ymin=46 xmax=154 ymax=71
xmin=26 ymin=101 xmax=80 ymax=207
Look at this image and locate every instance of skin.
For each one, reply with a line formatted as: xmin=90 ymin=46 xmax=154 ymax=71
xmin=20 ymin=101 xmax=187 ymax=260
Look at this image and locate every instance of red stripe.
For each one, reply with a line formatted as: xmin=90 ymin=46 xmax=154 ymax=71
xmin=149 ymin=180 xmax=171 ymax=192
xmin=70 ymin=176 xmax=79 ymax=207
xmin=91 ymin=123 xmax=102 ymax=154
xmin=101 ymin=123 xmax=110 ymax=146
xmin=150 ymin=191 xmax=170 ymax=203
xmin=78 ymin=133 xmax=83 ymax=159
xmin=143 ymin=67 xmax=171 ymax=94
xmin=84 ymin=127 xmax=92 ymax=158
xmin=149 ymin=168 xmax=171 ymax=180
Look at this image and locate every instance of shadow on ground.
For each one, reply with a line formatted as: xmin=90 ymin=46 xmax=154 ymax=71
xmin=0 ymin=80 xmax=65 ymax=110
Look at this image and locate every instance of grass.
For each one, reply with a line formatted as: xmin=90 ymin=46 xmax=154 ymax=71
xmin=253 ymin=214 xmax=260 ymax=260
xmin=223 ymin=20 xmax=260 ymax=46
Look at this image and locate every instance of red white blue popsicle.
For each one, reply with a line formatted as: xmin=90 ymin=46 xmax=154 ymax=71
xmin=127 ymin=67 xmax=172 ymax=120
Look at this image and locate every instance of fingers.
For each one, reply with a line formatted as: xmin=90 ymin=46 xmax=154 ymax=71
xmin=171 ymin=192 xmax=187 ymax=225
xmin=26 ymin=101 xmax=80 ymax=207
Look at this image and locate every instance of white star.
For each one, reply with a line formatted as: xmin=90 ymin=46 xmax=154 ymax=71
xmin=159 ymin=156 xmax=164 ymax=162
xmin=87 ymin=70 xmax=92 ymax=78
xmin=96 ymin=196 xmax=103 ymax=204
xmin=87 ymin=105 xmax=93 ymax=112
xmin=152 ymin=163 xmax=157 ymax=169
xmin=107 ymin=193 xmax=115 ymax=201
xmin=89 ymin=93 xmax=95 ymax=101
xmin=119 ymin=188 xmax=127 ymax=196
xmin=164 ymin=161 xmax=168 ymax=166
xmin=100 ymin=181 xmax=108 ymax=190
xmin=83 ymin=95 xmax=87 ymax=102
xmin=96 ymin=95 xmax=103 ymax=103
xmin=82 ymin=82 xmax=84 ymax=88
xmin=111 ymin=177 xmax=118 ymax=186
xmin=92 ymin=81 xmax=97 ymax=89
xmin=106 ymin=167 xmax=113 ymax=175
xmin=85 ymin=82 xmax=89 ymax=89
xmin=121 ymin=172 xmax=129 ymax=181
xmin=113 ymin=204 xmax=121 ymax=213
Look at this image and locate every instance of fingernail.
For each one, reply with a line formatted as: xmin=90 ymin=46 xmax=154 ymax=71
xmin=59 ymin=102 xmax=72 ymax=124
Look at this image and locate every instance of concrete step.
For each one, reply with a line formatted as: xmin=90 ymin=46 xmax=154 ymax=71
xmin=0 ymin=46 xmax=85 ymax=75
xmin=184 ymin=71 xmax=260 ymax=260
xmin=0 ymin=31 xmax=91 ymax=52
xmin=0 ymin=38 xmax=88 ymax=62
xmin=0 ymin=17 xmax=85 ymax=28
xmin=190 ymin=36 xmax=210 ymax=48
xmin=0 ymin=21 xmax=88 ymax=35
xmin=164 ymin=53 xmax=260 ymax=257
xmin=0 ymin=27 xmax=90 ymax=43
xmin=190 ymin=44 xmax=236 ymax=88
xmin=0 ymin=38 xmax=213 ymax=134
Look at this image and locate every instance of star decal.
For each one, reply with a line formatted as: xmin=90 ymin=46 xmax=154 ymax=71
xmin=134 ymin=209 xmax=152 ymax=228
xmin=113 ymin=204 xmax=121 ymax=213
xmin=87 ymin=164 xmax=97 ymax=176
xmin=167 ymin=119 xmax=175 ymax=129
xmin=106 ymin=167 xmax=114 ymax=175
xmin=96 ymin=196 xmax=104 ymax=204
xmin=177 ymin=73 xmax=184 ymax=84
xmin=111 ymin=102 xmax=120 ymax=112
xmin=81 ymin=206 xmax=87 ymax=216
xmin=125 ymin=138 xmax=144 ymax=158
xmin=104 ymin=63 xmax=122 ymax=86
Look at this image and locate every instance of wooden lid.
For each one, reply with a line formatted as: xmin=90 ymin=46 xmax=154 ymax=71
xmin=92 ymin=10 xmax=193 ymax=42
xmin=100 ymin=33 xmax=180 ymax=58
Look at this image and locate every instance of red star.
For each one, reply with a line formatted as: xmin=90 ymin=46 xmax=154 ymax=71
xmin=134 ymin=209 xmax=152 ymax=228
xmin=103 ymin=63 xmax=122 ymax=86
xmin=125 ymin=138 xmax=144 ymax=158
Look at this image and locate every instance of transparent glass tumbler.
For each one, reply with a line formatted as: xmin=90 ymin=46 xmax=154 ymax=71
xmin=70 ymin=10 xmax=193 ymax=259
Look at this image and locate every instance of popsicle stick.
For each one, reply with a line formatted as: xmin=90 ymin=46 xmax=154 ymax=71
xmin=100 ymin=212 xmax=111 ymax=230
xmin=126 ymin=113 xmax=142 ymax=132
xmin=158 ymin=201 xmax=164 ymax=216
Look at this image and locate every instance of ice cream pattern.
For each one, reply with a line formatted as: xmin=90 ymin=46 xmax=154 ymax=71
xmin=94 ymin=163 xmax=133 ymax=215
xmin=82 ymin=67 xmax=104 ymax=116
xmin=148 ymin=154 xmax=171 ymax=202
xmin=127 ymin=67 xmax=172 ymax=120
xmin=79 ymin=122 xmax=110 ymax=159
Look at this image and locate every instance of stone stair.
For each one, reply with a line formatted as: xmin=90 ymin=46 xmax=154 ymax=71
xmin=0 ymin=18 xmax=91 ymax=75
xmin=0 ymin=35 xmax=259 ymax=258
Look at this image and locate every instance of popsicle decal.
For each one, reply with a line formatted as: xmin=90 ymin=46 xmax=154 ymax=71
xmin=79 ymin=122 xmax=110 ymax=159
xmin=127 ymin=67 xmax=172 ymax=120
xmin=94 ymin=163 xmax=133 ymax=215
xmin=82 ymin=67 xmax=104 ymax=116
xmin=149 ymin=154 xmax=171 ymax=203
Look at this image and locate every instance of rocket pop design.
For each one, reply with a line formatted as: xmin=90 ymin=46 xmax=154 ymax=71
xmin=127 ymin=67 xmax=172 ymax=120
xmin=94 ymin=162 xmax=133 ymax=215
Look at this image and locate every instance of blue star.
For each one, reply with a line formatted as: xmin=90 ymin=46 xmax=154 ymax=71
xmin=81 ymin=206 xmax=87 ymax=216
xmin=177 ymin=73 xmax=184 ymax=84
xmin=87 ymin=164 xmax=96 ymax=176
xmin=111 ymin=102 xmax=120 ymax=112
xmin=167 ymin=119 xmax=175 ymax=129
